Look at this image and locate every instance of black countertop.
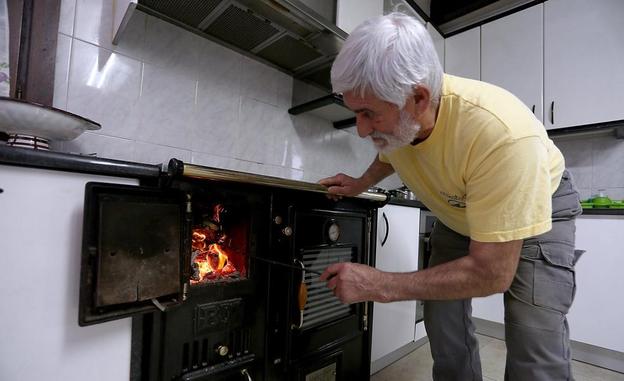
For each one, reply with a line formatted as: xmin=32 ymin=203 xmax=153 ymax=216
xmin=580 ymin=208 xmax=624 ymax=216
xmin=2 ymin=145 xmax=623 ymax=216
xmin=385 ymin=195 xmax=624 ymax=216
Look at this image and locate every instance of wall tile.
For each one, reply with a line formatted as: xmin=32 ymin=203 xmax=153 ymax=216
xmin=596 ymin=187 xmax=624 ymax=200
xmin=63 ymin=132 xmax=134 ymax=161
xmin=290 ymin=114 xmax=342 ymax=176
xmin=378 ymin=173 xmax=404 ymax=190
xmin=53 ymin=34 xmax=72 ymax=110
xmin=74 ymin=0 xmax=145 ymax=60
xmin=592 ymin=136 xmax=624 ymax=189
xmin=136 ymin=63 xmax=197 ymax=148
xmin=191 ymin=151 xmax=239 ymax=170
xmin=260 ymin=164 xmax=304 ymax=181
xmin=66 ymin=40 xmax=142 ymax=139
xmin=113 ymin=9 xmax=146 ymax=60
xmin=143 ymin=15 xmax=200 ymax=76
xmin=197 ymin=39 xmax=242 ymax=99
xmin=275 ymin=70 xmax=293 ymax=109
xmin=576 ymin=188 xmax=592 ymax=201
xmin=236 ymin=97 xmax=288 ymax=166
xmin=240 ymin=57 xmax=283 ymax=107
xmin=134 ymin=142 xmax=191 ymax=166
xmin=192 ymin=94 xmax=240 ymax=157
xmin=554 ymin=137 xmax=593 ymax=189
xmin=74 ymin=0 xmax=114 ymax=49
xmin=59 ymin=0 xmax=76 ymax=37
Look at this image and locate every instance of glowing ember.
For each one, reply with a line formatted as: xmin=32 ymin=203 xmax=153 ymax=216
xmin=190 ymin=204 xmax=242 ymax=284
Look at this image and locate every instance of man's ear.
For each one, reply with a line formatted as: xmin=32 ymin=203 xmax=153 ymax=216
xmin=411 ymin=86 xmax=432 ymax=113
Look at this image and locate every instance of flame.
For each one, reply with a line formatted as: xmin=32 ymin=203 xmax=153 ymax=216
xmin=208 ymin=243 xmax=228 ymax=271
xmin=191 ymin=206 xmax=239 ymax=283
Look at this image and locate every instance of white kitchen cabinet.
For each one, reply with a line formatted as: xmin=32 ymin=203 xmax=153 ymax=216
xmin=473 ymin=215 xmax=624 ymax=354
xmin=336 ymin=0 xmax=384 ymax=33
xmin=568 ymin=215 xmax=624 ymax=353
xmin=544 ymin=0 xmax=624 ymax=129
xmin=0 ymin=165 xmax=137 ymax=381
xmin=472 ymin=294 xmax=504 ymax=324
xmin=481 ymin=4 xmax=544 ymax=122
xmin=427 ymin=23 xmax=444 ymax=67
xmin=444 ymin=27 xmax=480 ymax=80
xmin=371 ymin=204 xmax=421 ymax=363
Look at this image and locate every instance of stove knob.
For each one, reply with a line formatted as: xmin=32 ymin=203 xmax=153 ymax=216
xmin=282 ymin=226 xmax=293 ymax=237
xmin=274 ymin=216 xmax=283 ymax=225
xmin=216 ymin=345 xmax=229 ymax=357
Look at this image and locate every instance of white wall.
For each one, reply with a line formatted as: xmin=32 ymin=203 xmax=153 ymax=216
xmin=554 ymin=134 xmax=624 ymax=200
xmin=53 ymin=0 xmax=398 ymax=187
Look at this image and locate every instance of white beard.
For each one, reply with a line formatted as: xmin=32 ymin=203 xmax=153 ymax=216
xmin=370 ymin=110 xmax=421 ymax=154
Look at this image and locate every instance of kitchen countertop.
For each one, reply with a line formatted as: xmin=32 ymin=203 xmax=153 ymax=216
xmin=2 ymin=146 xmax=623 ymax=216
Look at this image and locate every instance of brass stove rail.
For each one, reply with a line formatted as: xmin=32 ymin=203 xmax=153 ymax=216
xmin=168 ymin=159 xmax=388 ymax=202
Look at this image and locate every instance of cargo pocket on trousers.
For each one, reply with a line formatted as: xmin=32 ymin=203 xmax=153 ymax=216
xmin=532 ymin=242 xmax=577 ymax=314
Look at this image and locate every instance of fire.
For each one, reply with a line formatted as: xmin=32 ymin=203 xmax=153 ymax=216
xmin=190 ymin=205 xmax=240 ymax=283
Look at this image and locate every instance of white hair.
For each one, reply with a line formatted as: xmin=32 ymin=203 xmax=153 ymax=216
xmin=331 ymin=12 xmax=443 ymax=108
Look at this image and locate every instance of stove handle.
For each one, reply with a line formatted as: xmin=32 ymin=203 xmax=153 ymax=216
xmin=291 ymin=259 xmax=307 ymax=330
xmin=380 ymin=212 xmax=389 ymax=246
xmin=241 ymin=368 xmax=253 ymax=381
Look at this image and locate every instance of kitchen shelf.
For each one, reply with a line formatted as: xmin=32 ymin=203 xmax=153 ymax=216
xmin=288 ymin=94 xmax=355 ymax=129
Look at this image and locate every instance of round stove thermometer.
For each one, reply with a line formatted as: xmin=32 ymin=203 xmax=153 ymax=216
xmin=328 ymin=222 xmax=341 ymax=242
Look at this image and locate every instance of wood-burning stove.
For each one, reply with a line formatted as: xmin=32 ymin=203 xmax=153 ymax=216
xmin=78 ymin=159 xmax=386 ymax=381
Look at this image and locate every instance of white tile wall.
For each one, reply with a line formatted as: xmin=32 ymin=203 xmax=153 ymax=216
xmin=554 ymin=134 xmax=624 ymax=200
xmin=54 ymin=2 xmax=379 ymax=184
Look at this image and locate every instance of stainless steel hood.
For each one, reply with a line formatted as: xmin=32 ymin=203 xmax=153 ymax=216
xmin=113 ymin=0 xmax=348 ymax=91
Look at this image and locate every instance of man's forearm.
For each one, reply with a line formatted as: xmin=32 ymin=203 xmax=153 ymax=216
xmin=377 ymin=255 xmax=503 ymax=302
xmin=360 ymin=156 xmax=395 ymax=186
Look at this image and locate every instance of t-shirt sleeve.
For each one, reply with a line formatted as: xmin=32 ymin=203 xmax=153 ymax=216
xmin=378 ymin=152 xmax=390 ymax=164
xmin=465 ymin=136 xmax=553 ymax=242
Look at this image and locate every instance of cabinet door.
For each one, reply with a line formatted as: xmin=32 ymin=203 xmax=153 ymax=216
xmin=0 ymin=165 xmax=137 ymax=380
xmin=472 ymin=294 xmax=504 ymax=324
xmin=568 ymin=216 xmax=624 ymax=352
xmin=445 ymin=27 xmax=480 ymax=80
xmin=482 ymin=4 xmax=543 ymax=122
xmin=336 ymin=0 xmax=384 ymax=33
xmin=544 ymin=0 xmax=624 ymax=129
xmin=427 ymin=23 xmax=444 ymax=67
xmin=371 ymin=205 xmax=420 ymax=362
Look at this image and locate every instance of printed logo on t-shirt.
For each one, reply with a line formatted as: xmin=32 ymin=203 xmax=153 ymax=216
xmin=440 ymin=191 xmax=466 ymax=208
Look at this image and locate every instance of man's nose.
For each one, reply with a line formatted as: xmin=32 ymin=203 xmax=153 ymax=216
xmin=356 ymin=115 xmax=373 ymax=137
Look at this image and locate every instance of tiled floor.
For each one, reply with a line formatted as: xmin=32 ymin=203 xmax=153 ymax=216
xmin=371 ymin=334 xmax=624 ymax=381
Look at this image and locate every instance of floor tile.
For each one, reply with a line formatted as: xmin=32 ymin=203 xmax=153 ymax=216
xmin=371 ymin=336 xmax=624 ymax=381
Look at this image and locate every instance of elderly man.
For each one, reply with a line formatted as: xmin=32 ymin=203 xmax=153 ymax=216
xmin=319 ymin=12 xmax=582 ymax=381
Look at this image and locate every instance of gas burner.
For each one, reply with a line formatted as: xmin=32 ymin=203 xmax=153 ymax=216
xmin=7 ymin=133 xmax=50 ymax=150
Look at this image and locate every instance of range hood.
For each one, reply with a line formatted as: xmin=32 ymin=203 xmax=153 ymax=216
xmin=113 ymin=0 xmax=348 ymax=91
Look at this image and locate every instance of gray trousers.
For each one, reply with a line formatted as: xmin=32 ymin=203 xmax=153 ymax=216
xmin=424 ymin=170 xmax=583 ymax=381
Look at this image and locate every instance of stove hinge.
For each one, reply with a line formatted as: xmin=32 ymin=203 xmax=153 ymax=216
xmin=182 ymin=192 xmax=193 ymax=302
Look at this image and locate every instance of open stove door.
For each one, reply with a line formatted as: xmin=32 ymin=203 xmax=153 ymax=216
xmin=79 ymin=182 xmax=188 ymax=326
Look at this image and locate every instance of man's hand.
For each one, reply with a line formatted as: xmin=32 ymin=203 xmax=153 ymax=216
xmin=318 ymin=173 xmax=369 ymax=199
xmin=319 ymin=262 xmax=386 ymax=304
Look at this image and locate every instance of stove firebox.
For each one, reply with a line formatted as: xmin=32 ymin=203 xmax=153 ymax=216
xmin=79 ymin=166 xmax=380 ymax=381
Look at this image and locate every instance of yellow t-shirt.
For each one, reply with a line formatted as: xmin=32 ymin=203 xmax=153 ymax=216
xmin=380 ymin=74 xmax=565 ymax=242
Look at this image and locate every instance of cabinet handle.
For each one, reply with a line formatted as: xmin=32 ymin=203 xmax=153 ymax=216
xmin=550 ymin=101 xmax=555 ymax=124
xmin=531 ymin=105 xmax=535 ymax=114
xmin=381 ymin=212 xmax=389 ymax=247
